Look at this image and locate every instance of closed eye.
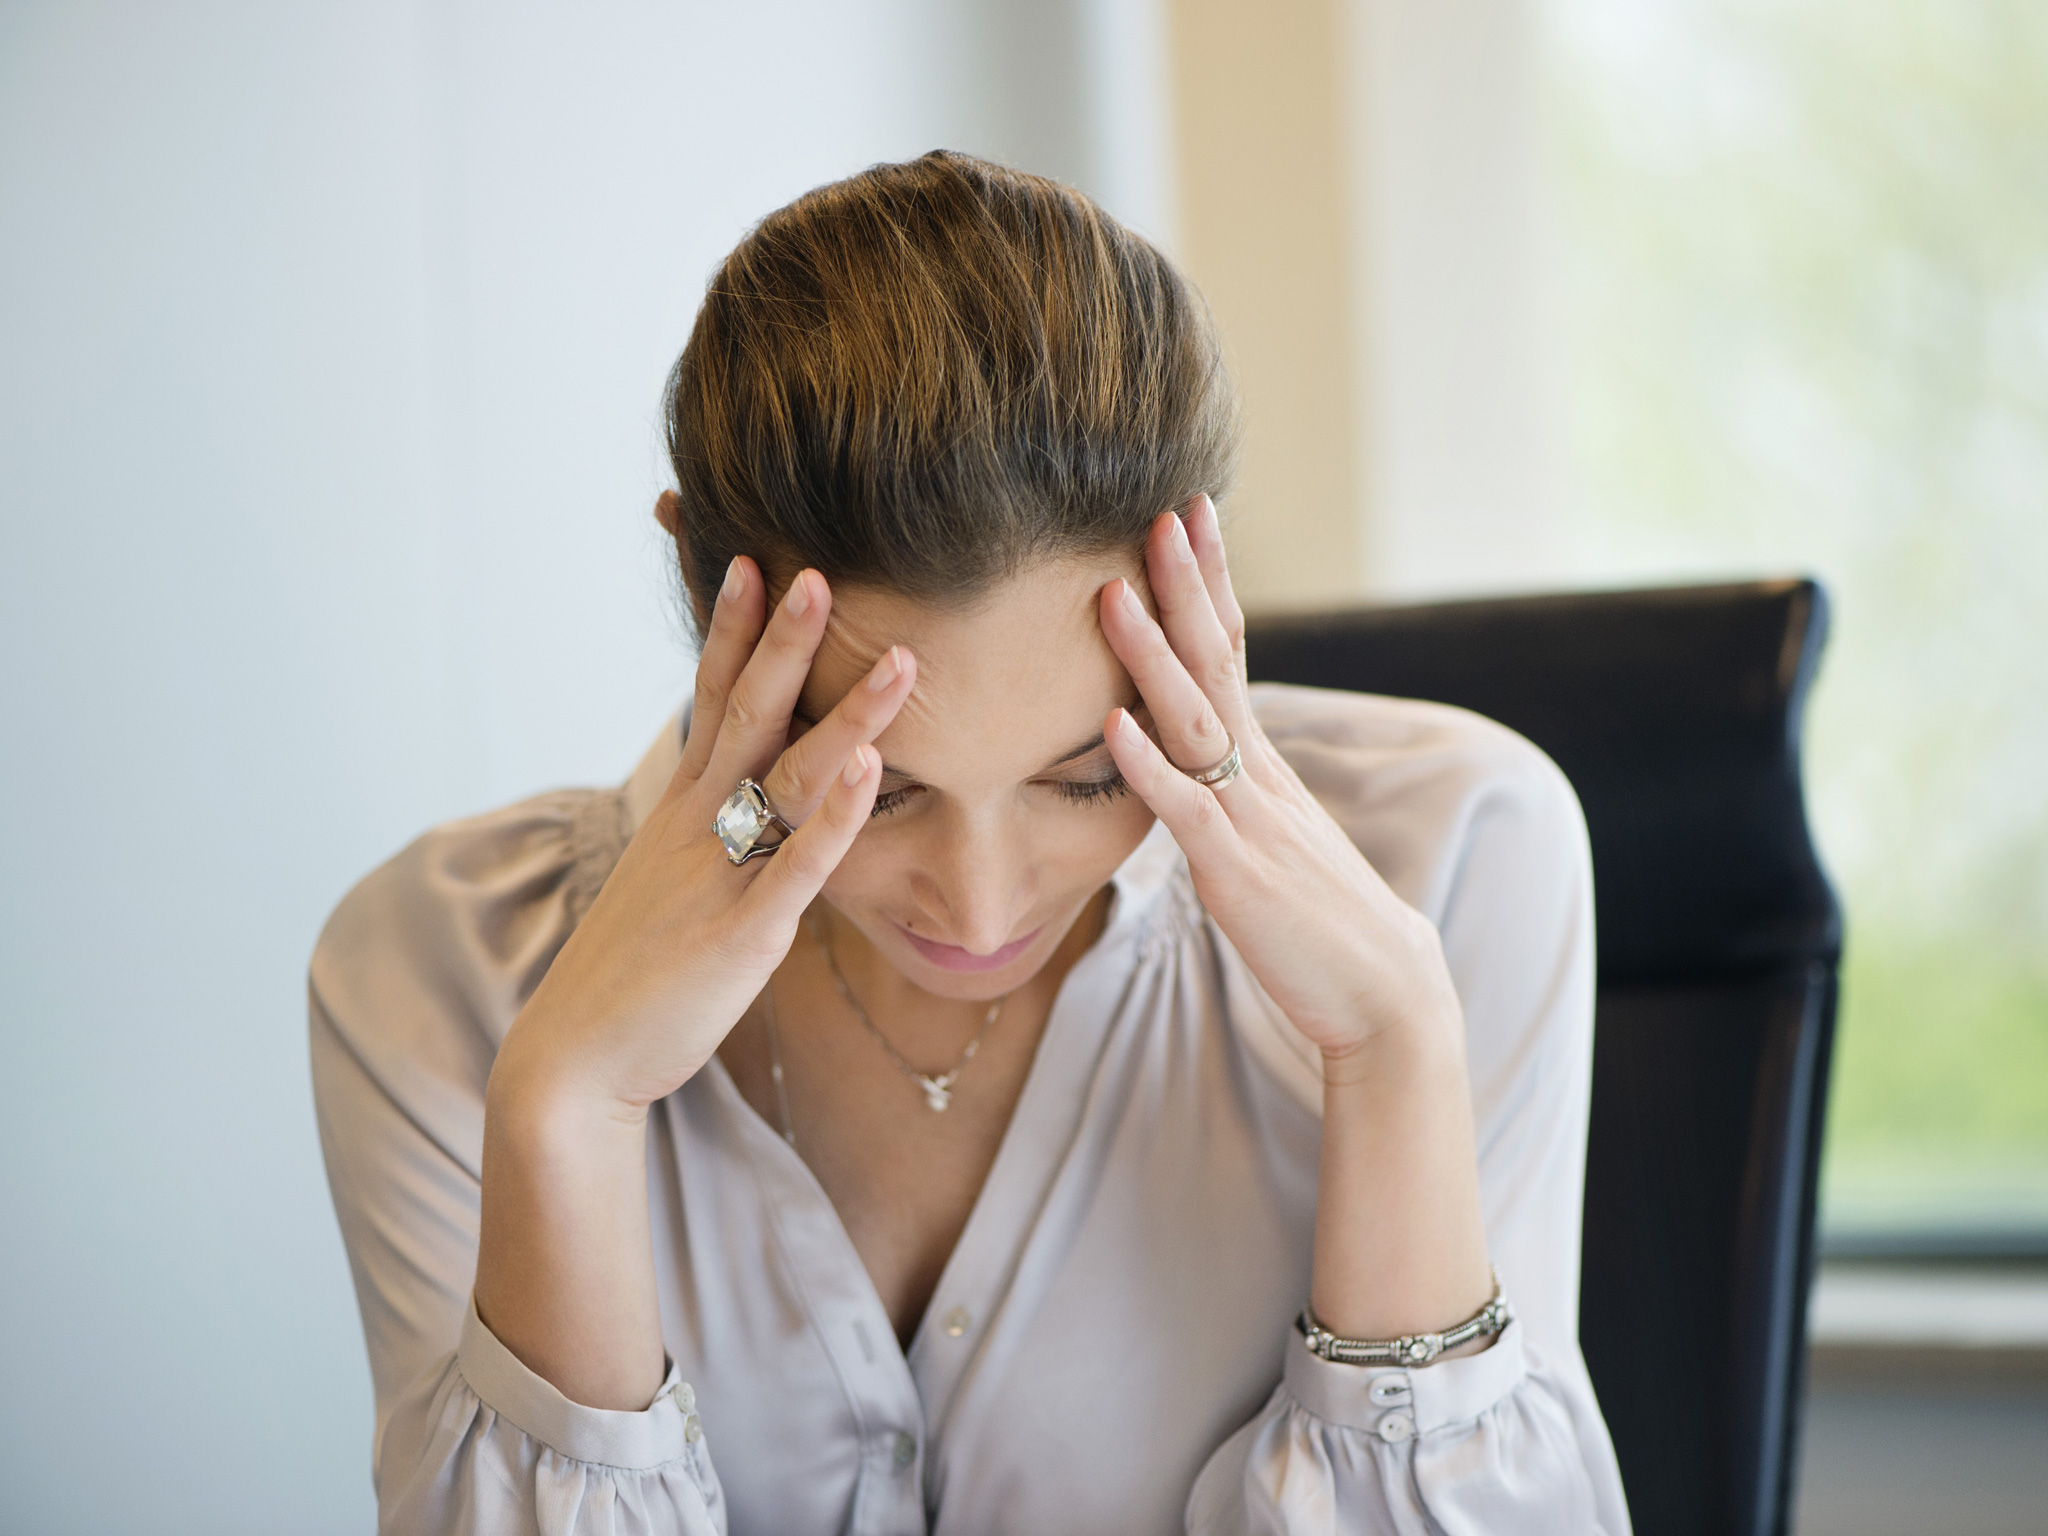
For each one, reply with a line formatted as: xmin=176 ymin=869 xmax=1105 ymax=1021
xmin=868 ymin=774 xmax=1133 ymax=819
xmin=869 ymin=783 xmax=924 ymax=818
xmin=1050 ymin=774 xmax=1132 ymax=807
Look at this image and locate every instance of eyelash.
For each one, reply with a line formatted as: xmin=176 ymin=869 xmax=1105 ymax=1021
xmin=1054 ymin=775 xmax=1134 ymax=807
xmin=867 ymin=775 xmax=1133 ymax=819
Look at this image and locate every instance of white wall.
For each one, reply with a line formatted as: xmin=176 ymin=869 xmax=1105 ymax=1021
xmin=0 ymin=3 xmax=1165 ymax=1528
xmin=1354 ymin=0 xmax=1559 ymax=599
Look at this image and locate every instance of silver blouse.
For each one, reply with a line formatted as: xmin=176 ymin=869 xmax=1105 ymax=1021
xmin=311 ymin=683 xmax=1630 ymax=1535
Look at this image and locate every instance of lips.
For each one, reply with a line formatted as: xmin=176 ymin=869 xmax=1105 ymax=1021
xmin=896 ymin=923 xmax=1043 ymax=974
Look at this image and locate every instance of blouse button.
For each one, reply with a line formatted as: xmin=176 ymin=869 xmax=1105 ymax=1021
xmin=1377 ymin=1412 xmax=1415 ymax=1444
xmin=1369 ymin=1377 xmax=1411 ymax=1407
xmin=684 ymin=1412 xmax=703 ymax=1444
xmin=674 ymin=1381 xmax=696 ymax=1414
xmin=941 ymin=1307 xmax=971 ymax=1338
xmin=892 ymin=1431 xmax=917 ymax=1469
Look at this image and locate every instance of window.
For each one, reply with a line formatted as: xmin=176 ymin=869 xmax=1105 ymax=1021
xmin=1542 ymin=0 xmax=2048 ymax=1245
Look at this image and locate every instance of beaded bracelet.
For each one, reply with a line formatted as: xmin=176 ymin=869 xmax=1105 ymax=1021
xmin=1297 ymin=1268 xmax=1510 ymax=1367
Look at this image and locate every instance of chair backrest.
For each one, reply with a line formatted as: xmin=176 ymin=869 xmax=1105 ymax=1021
xmin=1246 ymin=579 xmax=1841 ymax=1536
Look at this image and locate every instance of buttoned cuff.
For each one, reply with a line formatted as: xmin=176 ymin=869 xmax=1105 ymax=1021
xmin=1282 ymin=1315 xmax=1527 ymax=1442
xmin=457 ymin=1296 xmax=698 ymax=1470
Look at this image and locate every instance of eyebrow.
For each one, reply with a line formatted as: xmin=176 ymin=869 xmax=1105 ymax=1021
xmin=1043 ymin=731 xmax=1108 ymax=769
xmin=790 ymin=709 xmax=1111 ymax=781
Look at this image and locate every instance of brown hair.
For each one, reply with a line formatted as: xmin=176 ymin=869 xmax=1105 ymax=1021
xmin=662 ymin=150 xmax=1239 ymax=629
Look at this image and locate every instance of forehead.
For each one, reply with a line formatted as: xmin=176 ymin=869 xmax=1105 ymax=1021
xmin=801 ymin=556 xmax=1143 ymax=777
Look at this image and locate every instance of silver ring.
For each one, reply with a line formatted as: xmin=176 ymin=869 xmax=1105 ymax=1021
xmin=714 ymin=779 xmax=795 ymax=864
xmin=1185 ymin=738 xmax=1242 ymax=791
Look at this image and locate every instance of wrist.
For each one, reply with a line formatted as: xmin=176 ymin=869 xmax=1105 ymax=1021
xmin=475 ymin=1058 xmax=667 ymax=1413
xmin=490 ymin=987 xmax=686 ymax=1124
xmin=1311 ymin=1009 xmax=1489 ymax=1341
xmin=486 ymin=1046 xmax=651 ymax=1162
xmin=1319 ymin=1008 xmax=1466 ymax=1093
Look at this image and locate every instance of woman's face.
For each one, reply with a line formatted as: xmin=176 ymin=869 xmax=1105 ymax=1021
xmin=792 ymin=557 xmax=1160 ymax=1003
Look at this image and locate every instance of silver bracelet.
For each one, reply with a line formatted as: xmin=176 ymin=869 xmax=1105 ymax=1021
xmin=1297 ymin=1268 xmax=1511 ymax=1367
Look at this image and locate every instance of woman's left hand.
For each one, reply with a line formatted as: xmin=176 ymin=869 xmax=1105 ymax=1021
xmin=1099 ymin=496 xmax=1464 ymax=1070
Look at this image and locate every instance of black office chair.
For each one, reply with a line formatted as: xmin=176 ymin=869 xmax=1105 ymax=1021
xmin=1247 ymin=579 xmax=1842 ymax=1536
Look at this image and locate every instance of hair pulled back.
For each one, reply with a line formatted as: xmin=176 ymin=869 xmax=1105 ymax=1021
xmin=663 ymin=150 xmax=1239 ymax=629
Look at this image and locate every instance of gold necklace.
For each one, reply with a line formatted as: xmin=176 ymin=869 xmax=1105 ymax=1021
xmin=807 ymin=914 xmax=1006 ymax=1112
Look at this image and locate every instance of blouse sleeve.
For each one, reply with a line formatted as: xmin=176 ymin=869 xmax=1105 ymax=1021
xmin=309 ymin=788 xmax=728 ymax=1535
xmin=1186 ymin=685 xmax=1631 ymax=1535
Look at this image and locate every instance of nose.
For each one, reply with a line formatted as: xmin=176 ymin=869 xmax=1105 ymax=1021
xmin=912 ymin=811 xmax=1032 ymax=954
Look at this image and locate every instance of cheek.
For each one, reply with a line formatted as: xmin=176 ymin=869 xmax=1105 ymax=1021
xmin=816 ymin=822 xmax=901 ymax=914
xmin=1012 ymin=796 xmax=1158 ymax=916
xmin=1081 ymin=794 xmax=1163 ymax=868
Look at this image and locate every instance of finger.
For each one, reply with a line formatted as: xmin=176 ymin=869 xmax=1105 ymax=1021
xmin=1104 ymin=707 xmax=1244 ymax=861
xmin=1183 ymin=494 xmax=1249 ymax=682
xmin=1147 ymin=511 xmax=1253 ymax=738
xmin=1098 ymin=578 xmax=1234 ymax=774
xmin=676 ymin=557 xmax=767 ymax=783
xmin=738 ymin=744 xmax=881 ymax=923
xmin=701 ymin=569 xmax=832 ymax=790
xmin=761 ymin=645 xmax=917 ymax=823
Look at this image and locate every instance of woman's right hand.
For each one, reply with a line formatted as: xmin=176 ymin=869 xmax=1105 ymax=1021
xmin=489 ymin=555 xmax=915 ymax=1122
xmin=474 ymin=556 xmax=911 ymax=1409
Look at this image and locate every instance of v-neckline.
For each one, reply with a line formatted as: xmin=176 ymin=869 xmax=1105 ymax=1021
xmin=706 ymin=920 xmax=1114 ymax=1316
xmin=695 ymin=836 xmax=1173 ymax=1411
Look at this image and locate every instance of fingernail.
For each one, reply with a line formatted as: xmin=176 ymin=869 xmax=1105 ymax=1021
xmin=1118 ymin=580 xmax=1147 ymax=623
xmin=721 ymin=558 xmax=744 ymax=603
xmin=842 ymin=745 xmax=871 ymax=786
xmin=784 ymin=573 xmax=811 ymax=616
xmin=1113 ymin=708 xmax=1139 ymax=742
xmin=866 ymin=646 xmax=902 ymax=692
xmin=1169 ymin=517 xmax=1196 ymax=561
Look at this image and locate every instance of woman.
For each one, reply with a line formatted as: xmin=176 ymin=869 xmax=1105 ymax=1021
xmin=312 ymin=151 xmax=1627 ymax=1534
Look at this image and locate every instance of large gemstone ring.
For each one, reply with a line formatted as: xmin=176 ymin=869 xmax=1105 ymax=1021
xmin=714 ymin=779 xmax=795 ymax=864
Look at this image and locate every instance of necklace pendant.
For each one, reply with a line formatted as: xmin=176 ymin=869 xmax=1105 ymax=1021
xmin=918 ymin=1077 xmax=953 ymax=1112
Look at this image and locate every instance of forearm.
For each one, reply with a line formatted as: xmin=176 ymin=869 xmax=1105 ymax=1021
xmin=473 ymin=1064 xmax=667 ymax=1411
xmin=1311 ymin=1024 xmax=1494 ymax=1343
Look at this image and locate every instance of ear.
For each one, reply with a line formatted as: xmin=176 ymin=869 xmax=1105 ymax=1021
xmin=655 ymin=490 xmax=714 ymax=635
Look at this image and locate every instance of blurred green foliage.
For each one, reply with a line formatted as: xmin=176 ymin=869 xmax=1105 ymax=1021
xmin=1544 ymin=0 xmax=2048 ymax=1231
xmin=1827 ymin=936 xmax=2048 ymax=1228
